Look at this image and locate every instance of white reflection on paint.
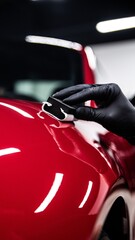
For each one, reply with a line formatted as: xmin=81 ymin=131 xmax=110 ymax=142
xmin=25 ymin=35 xmax=82 ymax=51
xmin=0 ymin=147 xmax=20 ymax=156
xmin=84 ymin=46 xmax=96 ymax=70
xmin=79 ymin=181 xmax=93 ymax=208
xmin=0 ymin=102 xmax=34 ymax=119
xmin=34 ymin=173 xmax=64 ymax=213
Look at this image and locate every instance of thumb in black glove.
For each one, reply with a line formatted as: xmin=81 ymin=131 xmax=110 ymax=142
xmin=53 ymin=83 xmax=135 ymax=144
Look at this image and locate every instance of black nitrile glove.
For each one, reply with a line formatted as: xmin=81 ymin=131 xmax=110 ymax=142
xmin=53 ymin=83 xmax=135 ymax=144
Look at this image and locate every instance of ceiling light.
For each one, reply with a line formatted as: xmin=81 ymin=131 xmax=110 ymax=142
xmin=96 ymin=16 xmax=135 ymax=33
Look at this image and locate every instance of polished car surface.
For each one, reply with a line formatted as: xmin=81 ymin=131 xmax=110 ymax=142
xmin=0 ymin=96 xmax=135 ymax=240
xmin=0 ymin=40 xmax=134 ymax=240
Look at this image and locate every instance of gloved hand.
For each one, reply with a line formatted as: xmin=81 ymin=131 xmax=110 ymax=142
xmin=53 ymin=83 xmax=135 ymax=144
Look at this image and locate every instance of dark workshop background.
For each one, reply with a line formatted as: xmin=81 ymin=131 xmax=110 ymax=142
xmin=0 ymin=0 xmax=135 ymax=99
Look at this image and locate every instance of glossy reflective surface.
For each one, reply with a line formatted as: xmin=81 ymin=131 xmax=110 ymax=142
xmin=0 ymin=47 xmax=134 ymax=240
xmin=0 ymin=98 xmax=124 ymax=240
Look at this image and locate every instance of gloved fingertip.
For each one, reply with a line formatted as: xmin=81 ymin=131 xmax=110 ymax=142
xmin=74 ymin=107 xmax=89 ymax=120
xmin=74 ymin=108 xmax=81 ymax=119
xmin=74 ymin=107 xmax=98 ymax=122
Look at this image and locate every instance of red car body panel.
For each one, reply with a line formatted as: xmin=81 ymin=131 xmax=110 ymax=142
xmin=0 ymin=43 xmax=134 ymax=240
xmin=0 ymin=99 xmax=121 ymax=240
xmin=80 ymin=48 xmax=95 ymax=84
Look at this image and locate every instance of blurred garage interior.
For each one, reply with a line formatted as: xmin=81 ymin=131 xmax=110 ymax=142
xmin=0 ymin=0 xmax=135 ymax=100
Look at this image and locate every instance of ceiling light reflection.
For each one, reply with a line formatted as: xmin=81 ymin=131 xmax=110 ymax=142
xmin=84 ymin=46 xmax=96 ymax=70
xmin=25 ymin=35 xmax=82 ymax=51
xmin=0 ymin=102 xmax=34 ymax=119
xmin=34 ymin=173 xmax=64 ymax=213
xmin=0 ymin=147 xmax=20 ymax=157
xmin=79 ymin=181 xmax=93 ymax=208
xmin=96 ymin=16 xmax=135 ymax=33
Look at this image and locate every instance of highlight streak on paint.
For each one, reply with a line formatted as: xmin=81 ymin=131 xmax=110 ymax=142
xmin=34 ymin=173 xmax=64 ymax=213
xmin=0 ymin=102 xmax=34 ymax=119
xmin=79 ymin=181 xmax=93 ymax=208
xmin=0 ymin=147 xmax=20 ymax=156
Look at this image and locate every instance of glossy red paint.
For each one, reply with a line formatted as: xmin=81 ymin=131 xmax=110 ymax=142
xmin=0 ymin=41 xmax=134 ymax=240
xmin=99 ymin=132 xmax=135 ymax=191
xmin=0 ymin=98 xmax=128 ymax=240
